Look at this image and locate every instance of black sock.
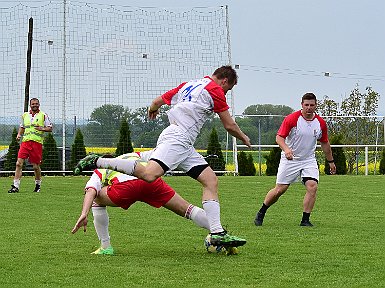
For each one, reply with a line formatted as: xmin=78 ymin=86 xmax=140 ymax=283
xmin=259 ymin=203 xmax=269 ymax=215
xmin=302 ymin=212 xmax=310 ymax=222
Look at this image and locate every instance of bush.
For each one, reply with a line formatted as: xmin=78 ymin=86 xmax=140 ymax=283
xmin=70 ymin=129 xmax=87 ymax=170
xmin=4 ymin=128 xmax=20 ymax=171
xmin=264 ymin=147 xmax=281 ymax=176
xmin=325 ymin=135 xmax=347 ymax=175
xmin=238 ymin=151 xmax=255 ymax=176
xmin=380 ymin=149 xmax=385 ymax=175
xmin=115 ymin=118 xmax=133 ymax=156
xmin=41 ymin=133 xmax=60 ymax=171
xmin=206 ymin=128 xmax=225 ymax=173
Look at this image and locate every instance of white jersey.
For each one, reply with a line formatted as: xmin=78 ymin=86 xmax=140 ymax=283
xmin=161 ymin=76 xmax=229 ymax=144
xmin=277 ymin=110 xmax=329 ymax=161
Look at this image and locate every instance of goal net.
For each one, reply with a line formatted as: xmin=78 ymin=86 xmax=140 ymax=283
xmin=0 ymin=2 xmax=233 ymax=172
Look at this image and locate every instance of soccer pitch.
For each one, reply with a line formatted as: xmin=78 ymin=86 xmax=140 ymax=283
xmin=1 ymin=175 xmax=384 ymax=287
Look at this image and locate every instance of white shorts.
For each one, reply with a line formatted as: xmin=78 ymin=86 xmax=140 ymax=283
xmin=276 ymin=156 xmax=319 ymax=185
xmin=150 ymin=125 xmax=207 ymax=172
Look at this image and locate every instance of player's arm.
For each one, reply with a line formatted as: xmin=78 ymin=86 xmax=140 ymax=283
xmin=320 ymin=141 xmax=336 ymax=174
xmin=218 ymin=110 xmax=251 ymax=148
xmin=71 ymin=187 xmax=97 ymax=234
xmin=16 ymin=126 xmax=25 ymax=141
xmin=276 ymin=135 xmax=293 ymax=160
xmin=148 ymin=95 xmax=165 ymax=120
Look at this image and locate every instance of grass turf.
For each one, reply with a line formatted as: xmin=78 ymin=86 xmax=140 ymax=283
xmin=0 ymin=175 xmax=384 ymax=287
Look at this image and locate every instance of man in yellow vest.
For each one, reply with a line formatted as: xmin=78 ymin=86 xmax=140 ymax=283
xmin=8 ymin=98 xmax=53 ymax=193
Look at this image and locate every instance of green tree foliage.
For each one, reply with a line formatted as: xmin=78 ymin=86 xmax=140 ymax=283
xmin=264 ymin=147 xmax=281 ymax=176
xmin=324 ymin=135 xmax=347 ymax=175
xmin=317 ymin=85 xmax=381 ymax=173
xmin=242 ymin=104 xmax=293 ymax=145
xmin=71 ymin=129 xmax=87 ymax=170
xmin=115 ymin=118 xmax=133 ymax=156
xmin=128 ymin=106 xmax=170 ymax=148
xmin=85 ymin=104 xmax=131 ymax=147
xmin=4 ymin=128 xmax=20 ymax=171
xmin=206 ymin=128 xmax=225 ymax=172
xmin=41 ymin=133 xmax=60 ymax=171
xmin=379 ymin=149 xmax=385 ymax=175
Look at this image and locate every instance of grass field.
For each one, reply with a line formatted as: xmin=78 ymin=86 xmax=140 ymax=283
xmin=1 ymin=175 xmax=384 ymax=287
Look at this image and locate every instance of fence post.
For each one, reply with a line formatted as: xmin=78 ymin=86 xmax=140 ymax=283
xmin=365 ymin=146 xmax=368 ymax=176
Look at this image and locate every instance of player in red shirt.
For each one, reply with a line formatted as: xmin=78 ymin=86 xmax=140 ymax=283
xmin=254 ymin=93 xmax=336 ymax=227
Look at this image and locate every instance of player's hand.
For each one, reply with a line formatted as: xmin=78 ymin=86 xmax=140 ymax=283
xmin=284 ymin=150 xmax=294 ymax=160
xmin=71 ymin=214 xmax=88 ymax=234
xmin=329 ymin=162 xmax=336 ymax=175
xmin=243 ymin=136 xmax=252 ymax=148
xmin=148 ymin=108 xmax=159 ymax=120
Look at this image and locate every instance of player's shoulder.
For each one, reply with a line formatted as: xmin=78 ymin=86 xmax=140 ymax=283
xmin=285 ymin=110 xmax=302 ymax=122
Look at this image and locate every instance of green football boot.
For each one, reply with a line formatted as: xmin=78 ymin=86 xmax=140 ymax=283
xmin=73 ymin=154 xmax=99 ymax=175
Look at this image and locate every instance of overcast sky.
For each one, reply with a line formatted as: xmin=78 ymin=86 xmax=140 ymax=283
xmin=2 ymin=0 xmax=384 ymax=115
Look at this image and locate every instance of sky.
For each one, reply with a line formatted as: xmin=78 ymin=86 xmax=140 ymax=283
xmin=1 ymin=0 xmax=384 ymax=116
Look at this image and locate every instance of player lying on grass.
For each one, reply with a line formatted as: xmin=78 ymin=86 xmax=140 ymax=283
xmin=71 ymin=153 xmax=237 ymax=255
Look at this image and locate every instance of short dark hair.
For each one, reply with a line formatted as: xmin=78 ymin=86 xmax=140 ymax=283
xmin=30 ymin=98 xmax=39 ymax=104
xmin=213 ymin=65 xmax=238 ymax=85
xmin=301 ymin=93 xmax=317 ymax=103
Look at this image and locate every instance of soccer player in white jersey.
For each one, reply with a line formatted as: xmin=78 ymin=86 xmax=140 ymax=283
xmin=254 ymin=93 xmax=336 ymax=227
xmin=75 ymin=66 xmax=251 ymax=247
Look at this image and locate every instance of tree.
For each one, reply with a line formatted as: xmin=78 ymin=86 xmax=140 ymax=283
xmin=85 ymin=104 xmax=131 ymax=147
xmin=264 ymin=147 xmax=281 ymax=176
xmin=242 ymin=104 xmax=293 ymax=145
xmin=71 ymin=129 xmax=87 ymax=170
xmin=115 ymin=118 xmax=133 ymax=156
xmin=324 ymin=135 xmax=347 ymax=175
xmin=206 ymin=128 xmax=226 ymax=173
xmin=247 ymin=153 xmax=256 ymax=176
xmin=41 ymin=133 xmax=60 ymax=171
xmin=237 ymin=151 xmax=248 ymax=176
xmin=4 ymin=128 xmax=20 ymax=171
xmin=317 ymin=85 xmax=381 ymax=173
xmin=380 ymin=149 xmax=385 ymax=175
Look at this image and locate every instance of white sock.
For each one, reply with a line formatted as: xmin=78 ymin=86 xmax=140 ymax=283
xmin=13 ymin=179 xmax=20 ymax=188
xmin=185 ymin=204 xmax=210 ymax=230
xmin=92 ymin=206 xmax=111 ymax=248
xmin=96 ymin=158 xmax=137 ymax=175
xmin=202 ymin=200 xmax=223 ymax=233
xmin=35 ymin=179 xmax=41 ymax=185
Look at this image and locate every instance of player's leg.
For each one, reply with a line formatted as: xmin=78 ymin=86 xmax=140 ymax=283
xmin=300 ymin=163 xmax=319 ymax=226
xmin=8 ymin=157 xmax=24 ymax=193
xmin=301 ymin=178 xmax=318 ymax=227
xmin=90 ymin=186 xmax=120 ymax=255
xmin=193 ymin=167 xmax=246 ymax=247
xmin=32 ymin=163 xmax=42 ymax=192
xmin=163 ymin=193 xmax=210 ymax=230
xmin=255 ymin=158 xmax=298 ymax=226
xmin=254 ymin=183 xmax=290 ymax=226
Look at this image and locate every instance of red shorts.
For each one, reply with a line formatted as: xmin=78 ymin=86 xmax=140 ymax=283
xmin=107 ymin=178 xmax=175 ymax=210
xmin=18 ymin=141 xmax=43 ymax=164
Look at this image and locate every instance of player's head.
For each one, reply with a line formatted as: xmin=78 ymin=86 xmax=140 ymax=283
xmin=301 ymin=93 xmax=317 ymax=104
xmin=301 ymin=93 xmax=317 ymax=118
xmin=29 ymin=98 xmax=40 ymax=111
xmin=212 ymin=65 xmax=238 ymax=93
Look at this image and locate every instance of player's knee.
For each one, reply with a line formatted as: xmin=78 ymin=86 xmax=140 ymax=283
xmin=15 ymin=160 xmax=23 ymax=169
xmin=141 ymin=172 xmax=159 ymax=183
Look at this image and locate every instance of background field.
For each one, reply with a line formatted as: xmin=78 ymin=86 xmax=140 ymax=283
xmin=1 ymin=175 xmax=384 ymax=287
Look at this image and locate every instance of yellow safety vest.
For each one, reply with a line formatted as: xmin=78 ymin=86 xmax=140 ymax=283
xmin=22 ymin=111 xmax=46 ymax=144
xmin=99 ymin=169 xmax=123 ymax=186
